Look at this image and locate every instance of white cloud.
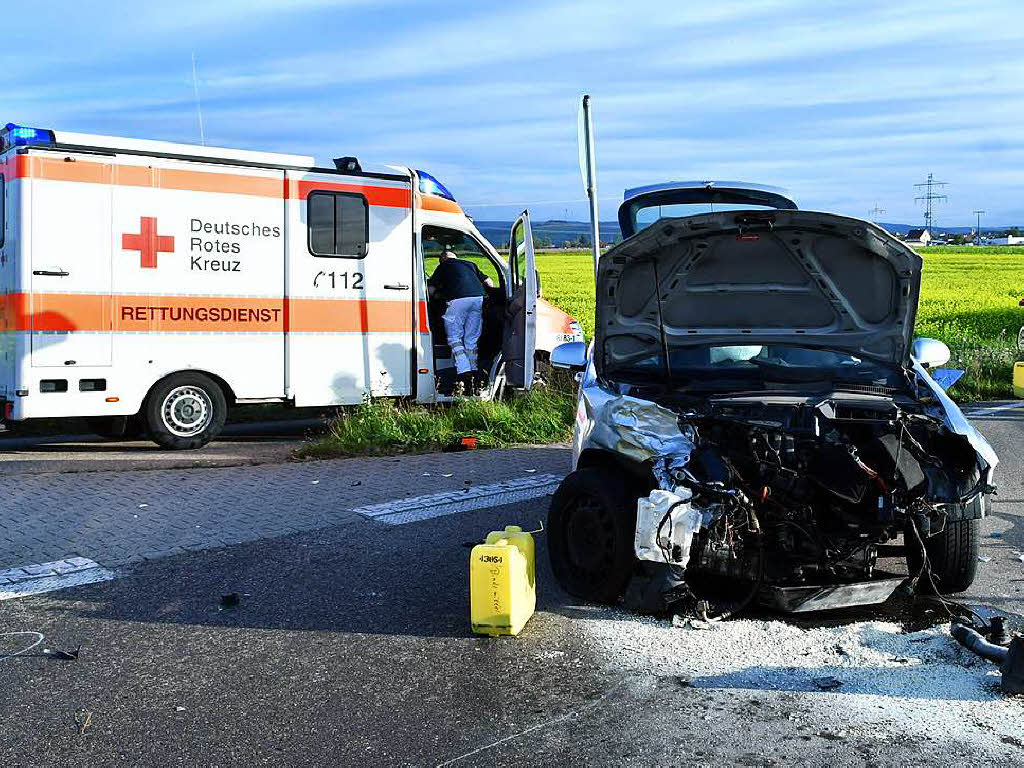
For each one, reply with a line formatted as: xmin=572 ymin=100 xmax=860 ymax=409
xmin=198 ymin=0 xmax=787 ymax=91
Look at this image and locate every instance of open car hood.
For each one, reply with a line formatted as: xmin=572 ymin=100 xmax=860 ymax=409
xmin=596 ymin=210 xmax=922 ymax=372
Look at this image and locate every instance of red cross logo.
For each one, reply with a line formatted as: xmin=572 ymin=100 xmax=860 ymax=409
xmin=122 ymin=217 xmax=174 ymax=269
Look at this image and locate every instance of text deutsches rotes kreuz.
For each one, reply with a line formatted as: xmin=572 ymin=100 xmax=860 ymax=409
xmin=189 ymin=217 xmax=282 ymax=272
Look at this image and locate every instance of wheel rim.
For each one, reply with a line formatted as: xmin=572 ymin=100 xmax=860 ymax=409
xmin=160 ymin=385 xmax=213 ymax=438
xmin=562 ymin=494 xmax=618 ymax=582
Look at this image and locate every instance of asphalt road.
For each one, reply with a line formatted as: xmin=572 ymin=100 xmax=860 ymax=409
xmin=0 ymin=406 xmax=1022 ymax=766
xmin=0 ymin=418 xmax=326 ymax=475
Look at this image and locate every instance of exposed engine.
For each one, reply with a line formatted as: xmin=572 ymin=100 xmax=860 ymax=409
xmin=640 ymin=396 xmax=988 ymax=612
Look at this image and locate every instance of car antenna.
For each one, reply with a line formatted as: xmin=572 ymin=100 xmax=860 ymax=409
xmin=651 ymin=258 xmax=673 ymax=387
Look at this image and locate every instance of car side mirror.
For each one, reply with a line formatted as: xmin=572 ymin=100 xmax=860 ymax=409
xmin=535 ymin=269 xmax=543 ymax=298
xmin=551 ymin=341 xmax=588 ymax=371
xmin=912 ymin=337 xmax=951 ymax=368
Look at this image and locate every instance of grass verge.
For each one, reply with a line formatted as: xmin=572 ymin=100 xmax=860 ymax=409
xmin=944 ymin=338 xmax=1019 ymax=401
xmin=295 ymin=385 xmax=577 ymax=459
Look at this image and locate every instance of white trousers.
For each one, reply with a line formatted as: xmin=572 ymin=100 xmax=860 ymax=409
xmin=443 ymin=296 xmax=484 ymax=375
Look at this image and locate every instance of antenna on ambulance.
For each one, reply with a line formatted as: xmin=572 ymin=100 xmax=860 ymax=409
xmin=577 ymin=94 xmax=600 ymax=283
xmin=191 ymin=52 xmax=207 ymax=146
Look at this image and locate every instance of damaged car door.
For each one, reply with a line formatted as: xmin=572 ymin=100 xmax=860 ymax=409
xmin=548 ymin=184 xmax=997 ymax=615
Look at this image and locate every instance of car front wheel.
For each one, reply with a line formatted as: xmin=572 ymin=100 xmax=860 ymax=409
xmin=548 ymin=468 xmax=637 ymax=603
xmin=907 ymin=495 xmax=984 ymax=594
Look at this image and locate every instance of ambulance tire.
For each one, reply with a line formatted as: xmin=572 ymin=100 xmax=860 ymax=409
xmin=145 ymin=373 xmax=226 ymax=450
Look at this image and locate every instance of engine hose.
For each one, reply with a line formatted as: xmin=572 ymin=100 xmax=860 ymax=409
xmin=950 ymin=623 xmax=1008 ymax=664
xmin=704 ymin=530 xmax=765 ymax=622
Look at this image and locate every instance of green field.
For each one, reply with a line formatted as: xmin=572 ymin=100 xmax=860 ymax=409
xmin=534 ymin=246 xmax=1024 ymax=401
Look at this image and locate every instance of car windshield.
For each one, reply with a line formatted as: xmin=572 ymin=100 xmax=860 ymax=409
xmin=603 ymin=343 xmax=902 ymax=387
xmin=633 ymin=203 xmax=778 ymax=234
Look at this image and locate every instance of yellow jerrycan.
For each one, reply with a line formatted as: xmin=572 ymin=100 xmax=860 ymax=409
xmin=1014 ymin=362 xmax=1024 ymax=399
xmin=470 ymin=525 xmax=536 ymax=636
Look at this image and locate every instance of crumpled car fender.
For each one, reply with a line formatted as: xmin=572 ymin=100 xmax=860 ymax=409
xmin=573 ymin=376 xmax=696 ymax=489
xmin=912 ymin=360 xmax=998 ymax=477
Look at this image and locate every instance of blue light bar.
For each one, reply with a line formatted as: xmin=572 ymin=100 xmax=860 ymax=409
xmin=1 ymin=123 xmax=56 ymax=152
xmin=416 ymin=170 xmax=456 ymax=202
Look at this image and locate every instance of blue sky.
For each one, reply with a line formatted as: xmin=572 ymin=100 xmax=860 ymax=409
xmin=7 ymin=0 xmax=1024 ymax=226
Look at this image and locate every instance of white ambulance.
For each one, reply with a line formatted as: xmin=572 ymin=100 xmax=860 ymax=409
xmin=0 ymin=123 xmax=584 ymax=448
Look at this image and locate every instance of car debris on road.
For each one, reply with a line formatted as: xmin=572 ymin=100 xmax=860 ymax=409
xmin=950 ymin=623 xmax=1024 ymax=694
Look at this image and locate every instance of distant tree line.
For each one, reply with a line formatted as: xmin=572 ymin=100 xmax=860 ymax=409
xmin=499 ymin=234 xmax=585 ymax=250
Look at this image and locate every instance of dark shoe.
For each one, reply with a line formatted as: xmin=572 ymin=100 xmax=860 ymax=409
xmin=456 ymin=371 xmax=478 ymax=395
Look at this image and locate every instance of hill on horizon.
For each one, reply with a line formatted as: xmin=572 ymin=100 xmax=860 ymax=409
xmin=473 ymin=218 xmax=1017 ymax=248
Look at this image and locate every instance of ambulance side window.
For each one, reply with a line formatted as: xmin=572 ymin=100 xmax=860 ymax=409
xmin=308 ymin=191 xmax=368 ymax=258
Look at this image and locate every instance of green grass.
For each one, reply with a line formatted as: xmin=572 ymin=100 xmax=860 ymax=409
xmin=297 ymin=385 xmax=576 ymax=459
xmin=535 ymin=246 xmax=1024 ymax=401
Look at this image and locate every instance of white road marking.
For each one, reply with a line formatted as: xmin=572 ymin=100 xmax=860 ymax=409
xmin=0 ymin=557 xmax=116 ymax=601
xmin=351 ymin=474 xmax=563 ymax=526
xmin=0 ymin=631 xmax=45 ymax=662
xmin=963 ymin=401 xmax=1024 ymax=418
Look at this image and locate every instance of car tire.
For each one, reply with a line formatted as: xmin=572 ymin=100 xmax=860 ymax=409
xmin=907 ymin=496 xmax=984 ymax=594
xmin=144 ymin=372 xmax=226 ymax=450
xmin=86 ymin=415 xmax=146 ymax=440
xmin=548 ymin=468 xmax=637 ymax=604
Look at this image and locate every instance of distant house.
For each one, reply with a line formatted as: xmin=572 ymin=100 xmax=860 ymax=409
xmin=905 ymin=228 xmax=932 ymax=246
xmin=989 ymin=235 xmax=1024 ymax=246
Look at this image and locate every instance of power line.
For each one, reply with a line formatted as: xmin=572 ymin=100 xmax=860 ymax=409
xmin=973 ymin=209 xmax=985 ymax=244
xmin=913 ymin=173 xmax=947 ymax=232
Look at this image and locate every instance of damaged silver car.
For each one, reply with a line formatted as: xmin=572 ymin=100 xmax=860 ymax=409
xmin=547 ymin=182 xmax=998 ymax=616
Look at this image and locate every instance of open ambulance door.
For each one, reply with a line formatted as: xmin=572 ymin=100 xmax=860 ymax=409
xmin=502 ymin=211 xmax=537 ymax=390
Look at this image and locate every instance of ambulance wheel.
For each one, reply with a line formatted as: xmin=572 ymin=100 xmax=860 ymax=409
xmin=548 ymin=469 xmax=637 ymax=604
xmin=86 ymin=415 xmax=146 ymax=441
xmin=145 ymin=373 xmax=226 ymax=450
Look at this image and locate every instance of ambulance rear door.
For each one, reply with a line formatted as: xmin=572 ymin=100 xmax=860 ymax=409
xmin=285 ymin=169 xmax=415 ymax=405
xmin=503 ymin=211 xmax=538 ymax=389
xmin=30 ymin=152 xmax=113 ymax=367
